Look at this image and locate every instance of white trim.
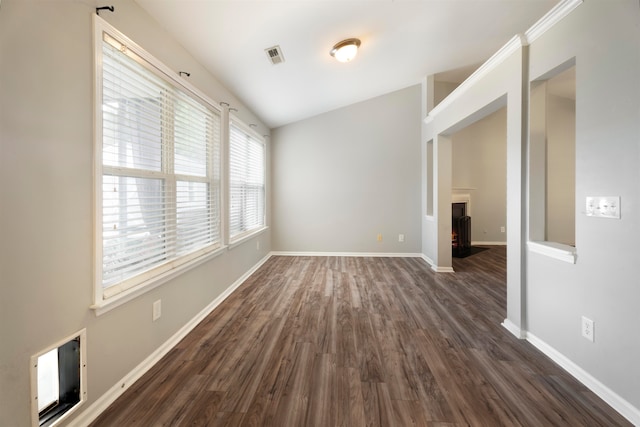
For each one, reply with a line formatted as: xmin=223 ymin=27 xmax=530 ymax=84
xmin=526 ymin=332 xmax=640 ymax=426
xmin=70 ymin=254 xmax=272 ymax=427
xmin=424 ymin=0 xmax=583 ymax=125
xmin=431 ymin=265 xmax=455 ymax=273
xmin=229 ymin=114 xmax=265 ymax=142
xmin=425 ymin=34 xmax=524 ymax=124
xmin=421 ymin=253 xmax=435 ymax=267
xmin=271 ymin=251 xmax=423 ymax=258
xmin=501 ymin=318 xmax=526 ymax=339
xmin=91 ymin=246 xmax=227 ymax=316
xmin=471 ymin=241 xmax=507 ymax=246
xmin=524 ymin=0 xmax=584 ymax=44
xmin=420 ymin=254 xmax=455 ymax=273
xmin=93 ymin=15 xmax=225 ymax=309
xmin=451 ymin=193 xmax=471 ymax=217
xmin=94 ymin=16 xmax=223 ymax=115
xmin=228 ymin=226 xmax=269 ymax=249
xmin=527 ymin=241 xmax=576 ymax=264
xmin=424 ymin=215 xmax=435 ymax=222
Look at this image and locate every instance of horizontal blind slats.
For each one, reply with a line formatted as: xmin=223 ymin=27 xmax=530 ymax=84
xmin=100 ymin=32 xmax=221 ymax=292
xmin=229 ymin=124 xmax=265 ymax=238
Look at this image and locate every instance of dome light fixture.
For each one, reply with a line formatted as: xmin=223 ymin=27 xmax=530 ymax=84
xmin=330 ymin=38 xmax=361 ymax=63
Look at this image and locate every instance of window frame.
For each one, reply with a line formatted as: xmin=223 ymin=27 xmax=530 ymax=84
xmin=93 ymin=16 xmax=225 ymax=312
xmin=228 ymin=116 xmax=268 ymax=245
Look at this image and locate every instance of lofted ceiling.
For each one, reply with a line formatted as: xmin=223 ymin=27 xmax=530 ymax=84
xmin=135 ymin=0 xmax=560 ymax=129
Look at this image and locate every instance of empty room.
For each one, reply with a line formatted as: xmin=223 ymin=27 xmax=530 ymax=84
xmin=1 ymin=0 xmax=639 ymax=426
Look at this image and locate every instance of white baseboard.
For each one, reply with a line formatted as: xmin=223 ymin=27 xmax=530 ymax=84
xmin=271 ymin=251 xmax=423 ymax=258
xmin=419 ymin=254 xmax=455 ymax=273
xmin=421 ymin=253 xmax=434 ymax=267
xmin=471 ymin=241 xmax=507 ymax=246
xmin=431 ymin=265 xmax=455 ymax=273
xmin=501 ymin=318 xmax=526 ymax=339
xmin=68 ymin=253 xmax=272 ymax=427
xmin=526 ymin=332 xmax=640 ymax=426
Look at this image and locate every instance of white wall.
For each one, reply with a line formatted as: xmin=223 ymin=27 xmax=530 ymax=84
xmin=271 ymin=86 xmax=422 ymax=254
xmin=0 ymin=1 xmax=270 ymax=425
xmin=452 ymin=107 xmax=507 ymax=244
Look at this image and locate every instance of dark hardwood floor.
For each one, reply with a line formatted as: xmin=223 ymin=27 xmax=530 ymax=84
xmin=91 ymin=247 xmax=630 ymax=426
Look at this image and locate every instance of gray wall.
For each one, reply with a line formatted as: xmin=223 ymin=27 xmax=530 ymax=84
xmin=452 ymin=107 xmax=507 ymax=244
xmin=424 ymin=0 xmax=640 ymax=417
xmin=527 ymin=0 xmax=640 ymax=412
xmin=0 ymin=1 xmax=270 ymax=425
xmin=271 ymin=86 xmax=422 ymax=254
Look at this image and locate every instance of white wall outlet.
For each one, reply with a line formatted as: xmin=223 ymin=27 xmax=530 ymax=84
xmin=500 ymin=226 xmax=505 ymax=233
xmin=377 ymin=233 xmax=382 ymax=242
xmin=586 ymin=196 xmax=620 ymax=219
xmin=398 ymin=234 xmax=405 ymax=242
xmin=581 ymin=316 xmax=594 ymax=342
xmin=152 ymin=299 xmax=162 ymax=322
xmin=256 ymin=240 xmax=260 ymax=251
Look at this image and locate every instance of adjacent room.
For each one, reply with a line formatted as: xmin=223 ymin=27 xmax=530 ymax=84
xmin=1 ymin=0 xmax=639 ymax=425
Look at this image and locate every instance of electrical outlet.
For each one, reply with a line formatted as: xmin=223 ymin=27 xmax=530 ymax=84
xmin=256 ymin=240 xmax=260 ymax=251
xmin=377 ymin=233 xmax=383 ymax=242
xmin=153 ymin=300 xmax=162 ymax=322
xmin=500 ymin=226 xmax=505 ymax=233
xmin=581 ymin=316 xmax=594 ymax=342
xmin=398 ymin=234 xmax=405 ymax=242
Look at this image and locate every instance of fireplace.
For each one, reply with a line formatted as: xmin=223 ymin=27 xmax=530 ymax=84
xmin=452 ymin=202 xmax=471 ymax=257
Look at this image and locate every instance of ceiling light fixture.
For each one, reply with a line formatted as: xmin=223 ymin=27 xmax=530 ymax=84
xmin=330 ymin=38 xmax=361 ymax=63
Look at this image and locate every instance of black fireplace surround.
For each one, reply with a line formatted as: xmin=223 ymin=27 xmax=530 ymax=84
xmin=452 ymin=202 xmax=471 ymax=257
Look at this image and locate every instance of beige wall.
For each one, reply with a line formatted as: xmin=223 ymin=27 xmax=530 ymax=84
xmin=546 ymin=94 xmax=576 ymax=245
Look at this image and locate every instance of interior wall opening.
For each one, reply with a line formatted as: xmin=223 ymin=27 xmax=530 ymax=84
xmin=451 ymin=107 xmax=508 ymax=264
xmin=426 ymin=139 xmax=434 ymax=217
xmin=529 ymin=63 xmax=576 ymax=247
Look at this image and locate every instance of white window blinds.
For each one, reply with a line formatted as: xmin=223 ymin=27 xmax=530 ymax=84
xmin=98 ymin=28 xmax=221 ymax=297
xmin=229 ymin=122 xmax=266 ymax=241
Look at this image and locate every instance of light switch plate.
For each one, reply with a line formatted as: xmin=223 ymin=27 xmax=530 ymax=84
xmin=586 ymin=196 xmax=620 ymax=219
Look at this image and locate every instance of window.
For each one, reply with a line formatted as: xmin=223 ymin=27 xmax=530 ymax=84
xmin=31 ymin=331 xmax=86 ymax=427
xmin=95 ymin=18 xmax=222 ymax=303
xmin=229 ymin=120 xmax=266 ymax=241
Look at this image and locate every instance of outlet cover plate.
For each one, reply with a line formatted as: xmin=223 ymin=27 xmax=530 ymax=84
xmin=581 ymin=316 xmax=594 ymax=342
xmin=153 ymin=300 xmax=162 ymax=322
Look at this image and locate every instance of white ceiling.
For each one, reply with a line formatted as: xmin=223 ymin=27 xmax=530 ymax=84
xmin=135 ymin=0 xmax=560 ymax=129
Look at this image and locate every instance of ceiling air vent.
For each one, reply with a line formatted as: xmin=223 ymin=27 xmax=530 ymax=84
xmin=265 ymin=45 xmax=285 ymax=65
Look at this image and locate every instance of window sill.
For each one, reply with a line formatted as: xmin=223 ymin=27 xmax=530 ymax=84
xmin=229 ymin=226 xmax=269 ymax=250
xmin=527 ymin=241 xmax=576 ymax=264
xmin=91 ymin=246 xmax=227 ymax=316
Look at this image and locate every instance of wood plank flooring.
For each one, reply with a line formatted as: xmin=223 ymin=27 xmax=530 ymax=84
xmin=91 ymin=247 xmax=631 ymax=426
